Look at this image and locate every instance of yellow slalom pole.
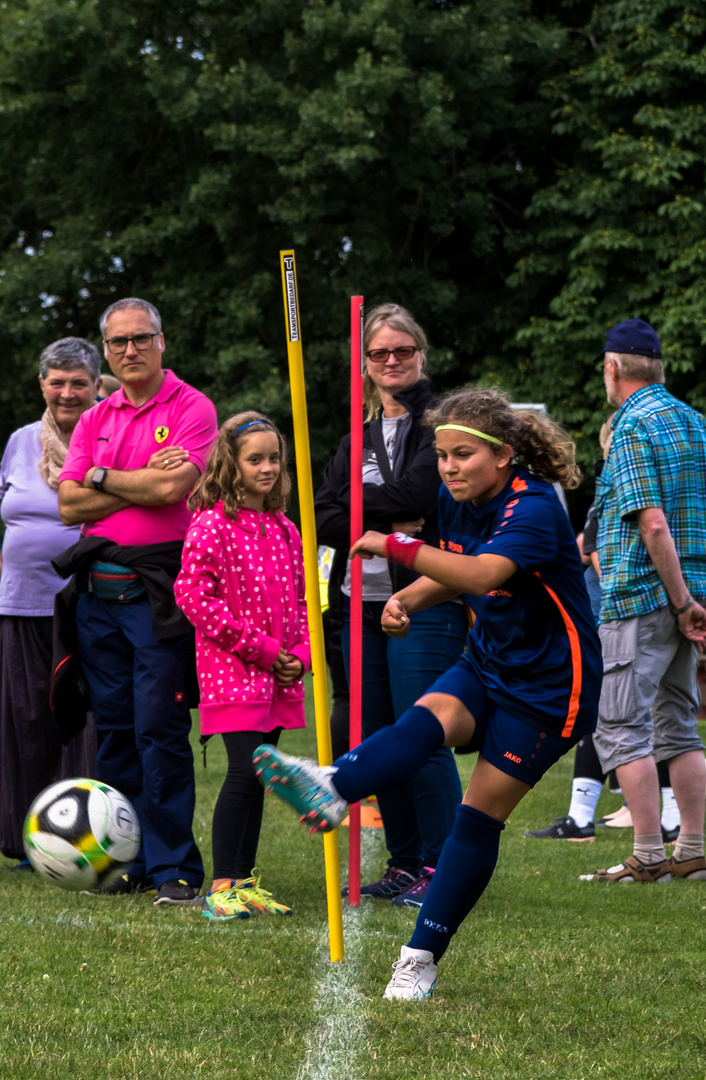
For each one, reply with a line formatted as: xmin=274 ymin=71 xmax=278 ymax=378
xmin=279 ymin=249 xmax=344 ymax=963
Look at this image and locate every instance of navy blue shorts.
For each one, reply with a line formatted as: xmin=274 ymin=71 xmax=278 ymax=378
xmin=424 ymin=658 xmax=581 ymax=787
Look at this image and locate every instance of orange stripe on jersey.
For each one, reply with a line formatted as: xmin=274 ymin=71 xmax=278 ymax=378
xmin=534 ymin=572 xmax=582 ymax=737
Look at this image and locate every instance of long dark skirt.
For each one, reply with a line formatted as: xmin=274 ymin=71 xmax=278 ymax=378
xmin=0 ymin=615 xmax=97 ymax=860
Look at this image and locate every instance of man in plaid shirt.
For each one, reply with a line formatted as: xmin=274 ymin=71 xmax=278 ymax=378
xmin=584 ymin=317 xmax=706 ymax=884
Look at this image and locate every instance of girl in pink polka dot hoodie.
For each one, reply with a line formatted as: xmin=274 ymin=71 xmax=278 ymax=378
xmin=175 ymin=412 xmax=310 ymax=920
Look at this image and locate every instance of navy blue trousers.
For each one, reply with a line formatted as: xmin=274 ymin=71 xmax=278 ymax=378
xmin=342 ymin=598 xmax=465 ymax=872
xmin=76 ymin=594 xmax=203 ymax=888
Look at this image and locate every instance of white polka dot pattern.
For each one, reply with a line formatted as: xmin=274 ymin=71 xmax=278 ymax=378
xmin=174 ymin=504 xmax=311 ymax=732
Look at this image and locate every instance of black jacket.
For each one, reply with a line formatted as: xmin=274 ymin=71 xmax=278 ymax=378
xmin=314 ymin=380 xmax=441 ymax=626
xmin=50 ymin=537 xmax=197 ymax=744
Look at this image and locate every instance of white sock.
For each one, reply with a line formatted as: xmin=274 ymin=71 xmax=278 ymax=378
xmin=660 ymin=787 xmax=680 ymax=831
xmin=567 ymin=778 xmax=603 ymax=828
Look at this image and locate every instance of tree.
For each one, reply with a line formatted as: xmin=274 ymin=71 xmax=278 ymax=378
xmin=0 ymin=0 xmax=573 ymax=492
xmin=507 ymin=0 xmax=706 ymax=467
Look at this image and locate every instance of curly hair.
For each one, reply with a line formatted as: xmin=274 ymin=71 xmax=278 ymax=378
xmin=188 ymin=411 xmax=291 ymax=517
xmin=424 ymin=387 xmax=582 ymax=490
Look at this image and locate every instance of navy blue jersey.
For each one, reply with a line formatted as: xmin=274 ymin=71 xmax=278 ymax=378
xmin=438 ymin=468 xmax=602 ymax=737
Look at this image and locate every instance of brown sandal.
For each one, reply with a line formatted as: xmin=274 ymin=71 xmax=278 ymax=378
xmin=669 ymin=855 xmax=706 ymax=881
xmin=580 ymin=855 xmax=670 ymax=883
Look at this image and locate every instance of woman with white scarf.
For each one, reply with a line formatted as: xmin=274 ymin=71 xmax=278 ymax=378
xmin=0 ymin=337 xmax=100 ymax=869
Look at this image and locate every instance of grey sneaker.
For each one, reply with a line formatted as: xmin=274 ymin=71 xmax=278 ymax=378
xmin=342 ymin=866 xmax=416 ymax=900
xmin=391 ymin=867 xmax=435 ymax=909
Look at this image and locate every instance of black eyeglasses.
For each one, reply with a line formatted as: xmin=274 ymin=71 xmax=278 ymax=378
xmin=366 ymin=346 xmax=418 ymax=364
xmin=103 ymin=332 xmax=160 ymax=355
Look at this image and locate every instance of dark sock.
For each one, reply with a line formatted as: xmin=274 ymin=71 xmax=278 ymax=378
xmin=331 ymin=705 xmax=445 ymax=805
xmin=407 ymin=803 xmax=504 ymax=962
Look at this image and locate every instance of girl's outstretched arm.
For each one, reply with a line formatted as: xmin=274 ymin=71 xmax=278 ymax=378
xmin=350 ymin=530 xmax=517 ymax=597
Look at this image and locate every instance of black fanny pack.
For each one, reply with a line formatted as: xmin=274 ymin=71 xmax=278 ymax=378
xmin=88 ymin=561 xmax=146 ymax=603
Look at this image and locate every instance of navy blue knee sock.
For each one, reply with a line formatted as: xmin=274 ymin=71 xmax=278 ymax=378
xmin=331 ymin=705 xmax=445 ymax=806
xmin=407 ymin=803 xmax=504 ymax=962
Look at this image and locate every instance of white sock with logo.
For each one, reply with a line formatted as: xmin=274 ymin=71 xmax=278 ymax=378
xmin=567 ymin=778 xmax=603 ymax=827
xmin=660 ymin=787 xmax=680 ymax=832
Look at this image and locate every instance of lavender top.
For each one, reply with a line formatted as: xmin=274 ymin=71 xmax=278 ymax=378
xmin=0 ymin=422 xmax=81 ymax=616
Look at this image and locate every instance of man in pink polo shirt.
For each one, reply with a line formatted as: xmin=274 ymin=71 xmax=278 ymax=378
xmin=58 ymin=297 xmax=218 ymax=905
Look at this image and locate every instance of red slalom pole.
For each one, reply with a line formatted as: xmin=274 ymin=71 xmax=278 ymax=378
xmin=348 ymin=296 xmax=364 ymax=906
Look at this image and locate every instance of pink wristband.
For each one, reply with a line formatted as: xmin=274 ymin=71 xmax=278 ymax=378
xmin=385 ymin=532 xmax=424 ymax=570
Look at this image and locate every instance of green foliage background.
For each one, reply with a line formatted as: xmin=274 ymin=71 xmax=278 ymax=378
xmin=1 ymin=0 xmax=705 ymax=505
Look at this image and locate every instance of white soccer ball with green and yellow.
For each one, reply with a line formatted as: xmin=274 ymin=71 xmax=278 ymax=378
xmin=23 ymin=778 xmax=141 ymax=892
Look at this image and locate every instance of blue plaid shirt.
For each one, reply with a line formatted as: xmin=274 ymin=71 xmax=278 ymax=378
xmin=596 ymin=384 xmax=706 ymax=621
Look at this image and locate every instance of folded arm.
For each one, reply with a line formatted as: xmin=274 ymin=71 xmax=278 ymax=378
xmin=58 ymin=461 xmax=199 ymax=526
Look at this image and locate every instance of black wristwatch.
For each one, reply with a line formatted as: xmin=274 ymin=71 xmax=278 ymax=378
xmin=91 ymin=467 xmax=108 ymax=491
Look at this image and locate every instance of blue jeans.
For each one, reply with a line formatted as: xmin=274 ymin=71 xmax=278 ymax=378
xmin=342 ymin=597 xmax=466 ymax=871
xmin=76 ymin=593 xmax=203 ymax=888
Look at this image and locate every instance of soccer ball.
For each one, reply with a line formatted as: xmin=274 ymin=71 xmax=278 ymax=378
xmin=23 ymin=778 xmax=141 ymax=892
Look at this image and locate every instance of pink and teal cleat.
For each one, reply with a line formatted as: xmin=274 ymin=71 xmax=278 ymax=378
xmin=252 ymin=746 xmax=348 ymax=833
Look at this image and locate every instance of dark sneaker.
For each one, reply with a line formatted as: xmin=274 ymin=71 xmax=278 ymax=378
xmin=391 ymin=867 xmax=435 ymax=909
xmin=524 ymin=815 xmax=595 ymax=842
xmin=342 ymin=866 xmax=416 ymax=900
xmin=662 ymin=824 xmax=680 ymax=845
xmin=10 ymin=859 xmax=34 ymax=873
xmin=153 ymin=879 xmax=203 ymax=906
xmin=81 ymin=873 xmax=153 ymax=896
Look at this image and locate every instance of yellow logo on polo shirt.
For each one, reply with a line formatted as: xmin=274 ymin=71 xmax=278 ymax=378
xmin=155 ymin=426 xmax=169 ymax=443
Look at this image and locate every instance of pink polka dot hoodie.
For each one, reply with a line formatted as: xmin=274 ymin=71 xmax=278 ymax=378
xmin=174 ymin=502 xmax=311 ymax=735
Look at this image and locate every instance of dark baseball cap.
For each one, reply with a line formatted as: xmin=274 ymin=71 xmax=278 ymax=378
xmin=596 ymin=317 xmax=662 ymax=361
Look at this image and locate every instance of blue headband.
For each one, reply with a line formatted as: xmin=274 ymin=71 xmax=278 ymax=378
xmin=232 ymin=420 xmax=272 ymax=439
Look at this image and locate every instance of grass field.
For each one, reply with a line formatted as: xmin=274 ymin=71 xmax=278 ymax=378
xmin=1 ymin=686 xmax=705 ymax=1080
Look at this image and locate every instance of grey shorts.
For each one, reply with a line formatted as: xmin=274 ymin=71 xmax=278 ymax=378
xmin=593 ymin=605 xmax=703 ymax=773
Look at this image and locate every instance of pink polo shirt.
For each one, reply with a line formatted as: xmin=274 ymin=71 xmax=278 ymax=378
xmin=59 ymin=369 xmax=218 ymax=545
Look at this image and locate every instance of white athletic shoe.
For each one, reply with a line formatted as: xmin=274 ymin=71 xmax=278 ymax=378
xmin=384 ymin=946 xmax=438 ymax=1001
xmin=252 ymin=745 xmax=348 ymax=833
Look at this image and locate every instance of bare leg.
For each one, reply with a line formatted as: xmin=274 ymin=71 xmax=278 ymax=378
xmin=463 ymin=756 xmax=531 ymax=821
xmin=615 ymin=756 xmax=661 ymax=836
xmin=668 ymin=750 xmax=706 ymax=834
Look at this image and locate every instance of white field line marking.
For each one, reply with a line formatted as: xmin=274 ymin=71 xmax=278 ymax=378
xmin=0 ymin=910 xmax=334 ymax=939
xmin=296 ymin=828 xmax=383 ymax=1080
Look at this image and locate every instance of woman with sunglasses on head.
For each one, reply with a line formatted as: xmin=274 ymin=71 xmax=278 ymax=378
xmin=314 ymin=304 xmax=466 ymax=909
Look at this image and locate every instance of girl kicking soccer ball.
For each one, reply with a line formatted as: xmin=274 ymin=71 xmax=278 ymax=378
xmin=254 ymin=388 xmax=602 ymax=997
xmin=175 ymin=412 xmax=310 ymax=920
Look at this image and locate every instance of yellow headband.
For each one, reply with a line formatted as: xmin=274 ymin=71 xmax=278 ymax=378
xmin=434 ymin=423 xmax=504 ymax=447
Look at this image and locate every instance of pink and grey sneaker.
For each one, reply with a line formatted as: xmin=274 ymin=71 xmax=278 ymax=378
xmin=342 ymin=866 xmax=416 ymax=900
xmin=391 ymin=866 xmax=435 ymax=909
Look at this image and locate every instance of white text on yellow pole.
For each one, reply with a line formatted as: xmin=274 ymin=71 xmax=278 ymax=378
xmin=280 ymin=249 xmax=344 ymax=963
